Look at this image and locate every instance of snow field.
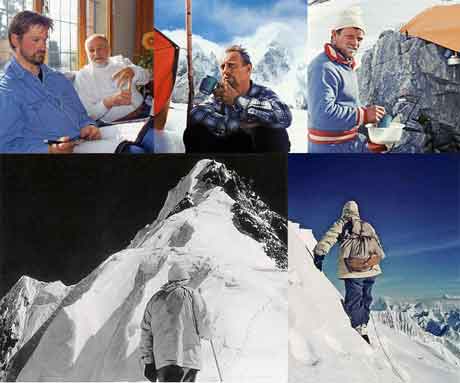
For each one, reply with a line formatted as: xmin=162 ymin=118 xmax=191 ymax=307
xmin=289 ymin=221 xmax=460 ymax=383
xmin=15 ymin=160 xmax=287 ymax=382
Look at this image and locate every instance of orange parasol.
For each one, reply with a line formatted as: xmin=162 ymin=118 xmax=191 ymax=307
xmin=153 ymin=28 xmax=180 ymax=116
xmin=400 ymin=4 xmax=460 ymax=52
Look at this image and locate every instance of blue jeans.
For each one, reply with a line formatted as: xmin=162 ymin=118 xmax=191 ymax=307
xmin=343 ymin=277 xmax=375 ymax=328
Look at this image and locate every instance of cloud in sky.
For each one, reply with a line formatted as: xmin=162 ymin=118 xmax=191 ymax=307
xmin=388 ymin=238 xmax=460 ymax=258
xmin=156 ymin=0 xmax=307 ymax=44
xmin=211 ymin=0 xmax=307 ymax=37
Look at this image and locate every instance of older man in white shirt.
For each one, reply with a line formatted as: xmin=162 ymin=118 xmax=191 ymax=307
xmin=75 ymin=34 xmax=151 ymax=123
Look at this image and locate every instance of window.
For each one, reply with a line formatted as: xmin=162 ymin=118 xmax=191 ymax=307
xmin=46 ymin=0 xmax=78 ymax=72
xmin=86 ymin=0 xmax=108 ymax=36
xmin=0 ymin=1 xmax=152 ymax=74
xmin=0 ymin=0 xmax=34 ymax=72
xmin=0 ymin=0 xmax=112 ymax=74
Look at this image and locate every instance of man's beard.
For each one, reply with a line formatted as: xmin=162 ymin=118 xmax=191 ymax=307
xmin=93 ymin=60 xmax=109 ymax=68
xmin=20 ymin=47 xmax=46 ymax=66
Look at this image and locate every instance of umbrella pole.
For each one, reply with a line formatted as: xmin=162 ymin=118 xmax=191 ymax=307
xmin=185 ymin=0 xmax=194 ymax=128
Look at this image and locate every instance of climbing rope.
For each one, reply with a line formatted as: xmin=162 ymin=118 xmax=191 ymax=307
xmin=370 ymin=314 xmax=406 ymax=383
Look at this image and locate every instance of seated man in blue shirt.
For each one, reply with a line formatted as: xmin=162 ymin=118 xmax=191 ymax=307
xmin=0 ymin=11 xmax=101 ymax=153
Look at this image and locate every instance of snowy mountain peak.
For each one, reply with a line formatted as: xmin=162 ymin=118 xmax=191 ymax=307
xmin=1 ymin=161 xmax=287 ymax=381
xmin=372 ymin=296 xmax=460 ymax=362
xmin=8 ymin=276 xmax=43 ymax=301
xmin=165 ymin=24 xmax=307 ymax=108
xmin=253 ymin=40 xmax=292 ymax=85
xmin=129 ymin=160 xmax=287 ymax=269
xmin=0 ymin=277 xmax=68 ymax=380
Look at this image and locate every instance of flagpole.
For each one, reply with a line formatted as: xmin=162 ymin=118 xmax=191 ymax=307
xmin=185 ymin=0 xmax=194 ymax=127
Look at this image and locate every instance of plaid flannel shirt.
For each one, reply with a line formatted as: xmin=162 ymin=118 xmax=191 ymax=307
xmin=190 ymin=82 xmax=292 ymax=137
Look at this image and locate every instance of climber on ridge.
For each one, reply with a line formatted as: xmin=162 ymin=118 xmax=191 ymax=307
xmin=312 ymin=200 xmax=385 ymax=344
xmin=140 ymin=263 xmax=213 ymax=382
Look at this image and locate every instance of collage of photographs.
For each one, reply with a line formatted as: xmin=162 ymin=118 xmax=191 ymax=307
xmin=0 ymin=0 xmax=459 ymax=382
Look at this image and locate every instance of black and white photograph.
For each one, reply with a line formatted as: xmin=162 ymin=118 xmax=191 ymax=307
xmin=0 ymin=155 xmax=287 ymax=381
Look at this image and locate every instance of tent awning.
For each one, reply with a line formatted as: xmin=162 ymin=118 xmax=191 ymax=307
xmin=400 ymin=4 xmax=460 ymax=52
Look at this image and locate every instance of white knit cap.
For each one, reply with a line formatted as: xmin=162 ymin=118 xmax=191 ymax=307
xmin=168 ymin=263 xmax=190 ymax=282
xmin=332 ymin=7 xmax=366 ymax=34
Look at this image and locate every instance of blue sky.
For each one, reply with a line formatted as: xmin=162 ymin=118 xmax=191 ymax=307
xmin=289 ymin=155 xmax=460 ymax=300
xmin=155 ymin=0 xmax=308 ymax=43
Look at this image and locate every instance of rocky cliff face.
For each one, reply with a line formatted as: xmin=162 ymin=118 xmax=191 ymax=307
xmin=172 ymin=44 xmax=220 ymax=105
xmin=358 ymin=30 xmax=460 ymax=152
xmin=253 ymin=41 xmax=292 ymax=85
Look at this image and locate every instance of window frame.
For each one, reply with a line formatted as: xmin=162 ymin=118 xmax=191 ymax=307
xmin=36 ymin=0 xmax=113 ymax=69
xmin=78 ymin=0 xmax=113 ymax=69
xmin=2 ymin=1 xmax=153 ymax=71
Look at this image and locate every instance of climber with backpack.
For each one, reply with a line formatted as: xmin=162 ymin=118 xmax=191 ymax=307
xmin=312 ymin=200 xmax=385 ymax=344
xmin=140 ymin=263 xmax=213 ymax=382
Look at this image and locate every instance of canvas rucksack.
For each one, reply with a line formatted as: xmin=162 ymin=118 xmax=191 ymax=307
xmin=339 ymin=218 xmax=384 ymax=272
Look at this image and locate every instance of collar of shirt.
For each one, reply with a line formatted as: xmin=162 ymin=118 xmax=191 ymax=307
xmin=9 ymin=56 xmax=51 ymax=82
xmin=324 ymin=43 xmax=357 ymax=70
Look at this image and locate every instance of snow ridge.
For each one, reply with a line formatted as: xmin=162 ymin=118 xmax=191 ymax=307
xmin=289 ymin=221 xmax=460 ymax=383
xmin=2 ymin=160 xmax=287 ymax=382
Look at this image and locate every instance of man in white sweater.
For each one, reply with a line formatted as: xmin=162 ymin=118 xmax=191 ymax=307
xmin=75 ymin=34 xmax=151 ymax=123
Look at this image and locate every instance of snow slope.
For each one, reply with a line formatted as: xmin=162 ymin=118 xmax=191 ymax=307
xmin=5 ymin=160 xmax=287 ymax=382
xmin=288 ymin=222 xmax=460 ymax=383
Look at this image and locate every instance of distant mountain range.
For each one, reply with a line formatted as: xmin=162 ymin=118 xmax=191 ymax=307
xmin=164 ymin=24 xmax=308 ymax=109
xmin=373 ymin=296 xmax=460 ymax=362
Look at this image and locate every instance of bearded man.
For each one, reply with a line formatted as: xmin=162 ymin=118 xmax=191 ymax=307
xmin=0 ymin=11 xmax=100 ymax=153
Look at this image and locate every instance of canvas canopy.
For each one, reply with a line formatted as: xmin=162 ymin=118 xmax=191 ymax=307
xmin=400 ymin=4 xmax=460 ymax=52
xmin=154 ymin=28 xmax=179 ymax=116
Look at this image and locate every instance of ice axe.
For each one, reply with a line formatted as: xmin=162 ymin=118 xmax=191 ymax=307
xmin=210 ymin=338 xmax=223 ymax=382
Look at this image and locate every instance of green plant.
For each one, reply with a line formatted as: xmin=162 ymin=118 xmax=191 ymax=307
xmin=135 ymin=52 xmax=153 ymax=72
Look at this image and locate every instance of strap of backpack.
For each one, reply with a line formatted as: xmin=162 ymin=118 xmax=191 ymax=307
xmin=338 ymin=219 xmax=353 ymax=242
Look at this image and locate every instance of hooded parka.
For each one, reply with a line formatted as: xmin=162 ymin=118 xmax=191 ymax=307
xmin=313 ymin=201 xmax=385 ymax=279
xmin=140 ymin=264 xmax=212 ymax=370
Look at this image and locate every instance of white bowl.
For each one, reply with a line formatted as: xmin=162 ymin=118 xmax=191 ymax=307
xmin=366 ymin=122 xmax=404 ymax=145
